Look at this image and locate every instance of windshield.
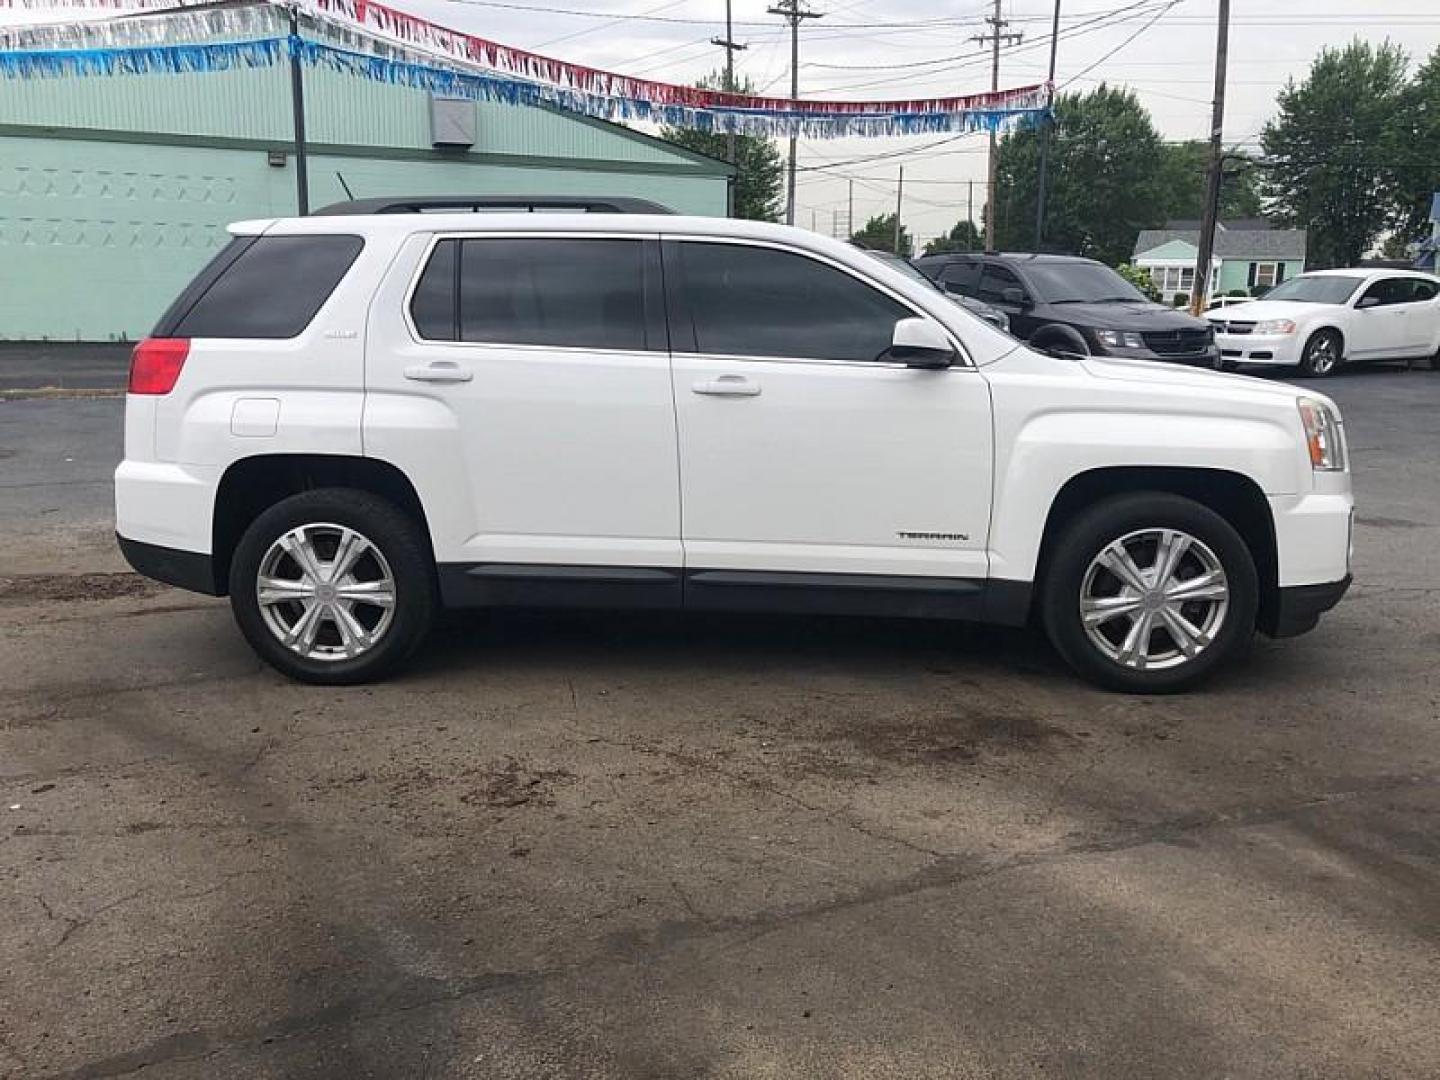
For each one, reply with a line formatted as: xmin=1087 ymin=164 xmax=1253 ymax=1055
xmin=1022 ymin=261 xmax=1149 ymax=304
xmin=862 ymin=249 xmax=943 ymax=292
xmin=1260 ymin=275 xmax=1365 ymax=304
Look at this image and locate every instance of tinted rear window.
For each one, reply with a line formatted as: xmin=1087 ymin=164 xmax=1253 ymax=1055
xmin=409 ymin=237 xmax=651 ymax=351
xmin=168 ymin=235 xmax=363 ymax=339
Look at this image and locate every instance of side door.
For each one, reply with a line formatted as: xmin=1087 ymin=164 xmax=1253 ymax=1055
xmin=1395 ymin=277 xmax=1440 ymax=355
xmin=665 ymin=237 xmax=994 ymax=611
xmin=363 ymin=232 xmax=682 ymax=604
xmin=1349 ymin=277 xmax=1413 ymax=358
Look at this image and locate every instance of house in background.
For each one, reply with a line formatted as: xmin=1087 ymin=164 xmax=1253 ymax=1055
xmin=1412 ymin=193 xmax=1440 ymax=272
xmin=1132 ymin=219 xmax=1308 ymax=304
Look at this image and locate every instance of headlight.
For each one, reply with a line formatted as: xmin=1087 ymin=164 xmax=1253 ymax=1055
xmin=1094 ymin=329 xmax=1146 ymax=349
xmin=1298 ymin=397 xmax=1346 ymax=471
xmin=1254 ymin=319 xmax=1296 ymax=335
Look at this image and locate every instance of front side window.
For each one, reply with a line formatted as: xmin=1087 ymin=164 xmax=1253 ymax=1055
xmin=410 ymin=237 xmax=650 ymax=351
xmin=1359 ymin=278 xmax=1411 ymax=308
xmin=677 ymin=242 xmax=912 ymax=363
xmin=977 ymin=263 xmax=1025 ymax=305
xmin=168 ymin=235 xmax=364 ymax=339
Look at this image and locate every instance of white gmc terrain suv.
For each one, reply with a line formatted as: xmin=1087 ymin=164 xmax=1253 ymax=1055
xmin=115 ymin=196 xmax=1354 ymax=693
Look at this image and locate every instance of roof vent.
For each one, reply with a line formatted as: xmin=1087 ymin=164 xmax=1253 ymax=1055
xmin=430 ymin=96 xmax=476 ymax=148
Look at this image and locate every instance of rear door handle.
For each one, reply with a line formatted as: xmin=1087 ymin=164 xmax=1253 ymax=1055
xmin=692 ymin=375 xmax=761 ymax=397
xmin=404 ymin=361 xmax=473 ymax=383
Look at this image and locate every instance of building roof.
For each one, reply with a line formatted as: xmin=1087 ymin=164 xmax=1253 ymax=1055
xmin=1134 ymin=225 xmax=1307 ymax=261
xmin=1164 ymin=217 xmax=1273 ymax=232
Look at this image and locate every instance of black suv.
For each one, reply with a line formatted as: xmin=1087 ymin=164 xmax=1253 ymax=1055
xmin=913 ymin=252 xmax=1219 ymax=366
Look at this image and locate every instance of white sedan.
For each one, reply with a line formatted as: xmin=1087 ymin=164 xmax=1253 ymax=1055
xmin=1207 ymin=268 xmax=1440 ymax=376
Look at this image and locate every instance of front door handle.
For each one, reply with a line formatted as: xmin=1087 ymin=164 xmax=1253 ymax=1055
xmin=692 ymin=375 xmax=761 ymax=397
xmin=404 ymin=361 xmax=473 ymax=383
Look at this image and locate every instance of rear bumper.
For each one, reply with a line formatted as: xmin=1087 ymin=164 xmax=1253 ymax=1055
xmin=1262 ymin=575 xmax=1351 ymax=638
xmin=117 ymin=534 xmax=221 ymax=596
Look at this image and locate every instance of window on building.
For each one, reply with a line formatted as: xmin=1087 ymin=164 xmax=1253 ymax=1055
xmin=677 ymin=242 xmax=911 ymax=363
xmin=1254 ymin=262 xmax=1280 ymax=288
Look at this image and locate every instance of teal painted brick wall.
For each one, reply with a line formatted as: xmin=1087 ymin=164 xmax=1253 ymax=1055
xmin=0 ymin=61 xmax=709 ymax=166
xmin=0 ymin=134 xmax=726 ymax=340
xmin=0 ymin=64 xmax=729 ymax=339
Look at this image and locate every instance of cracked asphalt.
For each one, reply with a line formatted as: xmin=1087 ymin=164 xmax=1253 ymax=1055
xmin=2 ymin=367 xmax=1439 ymax=1078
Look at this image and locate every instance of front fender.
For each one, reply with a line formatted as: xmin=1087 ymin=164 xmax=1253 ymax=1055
xmin=987 ymin=407 xmax=1303 ymax=582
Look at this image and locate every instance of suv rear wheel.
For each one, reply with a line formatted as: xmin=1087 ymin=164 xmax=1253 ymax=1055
xmin=229 ymin=488 xmax=435 ymax=684
xmin=1040 ymin=493 xmax=1258 ymax=693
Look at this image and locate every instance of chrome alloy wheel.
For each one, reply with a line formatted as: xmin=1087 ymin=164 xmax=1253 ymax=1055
xmin=1079 ymin=528 xmax=1230 ymax=671
xmin=256 ymin=523 xmax=396 ymax=662
xmin=1305 ymin=334 xmax=1338 ymax=375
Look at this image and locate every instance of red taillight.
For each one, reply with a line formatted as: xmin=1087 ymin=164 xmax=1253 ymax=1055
xmin=128 ymin=338 xmax=189 ymax=395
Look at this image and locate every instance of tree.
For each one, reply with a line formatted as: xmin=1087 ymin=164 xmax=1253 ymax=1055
xmin=924 ymin=219 xmax=982 ymax=256
xmin=1384 ymin=46 xmax=1440 ymax=244
xmin=1261 ymin=40 xmax=1410 ymax=267
xmin=1154 ymin=142 xmax=1264 ymax=222
xmin=850 ymin=213 xmax=913 ymax=256
xmin=992 ymin=85 xmax=1170 ymax=264
xmin=659 ymin=73 xmax=785 ymax=222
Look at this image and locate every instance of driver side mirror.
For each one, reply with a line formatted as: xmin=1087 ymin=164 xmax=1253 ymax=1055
xmin=1001 ymin=286 xmax=1030 ymax=308
xmin=889 ymin=317 xmax=955 ymax=369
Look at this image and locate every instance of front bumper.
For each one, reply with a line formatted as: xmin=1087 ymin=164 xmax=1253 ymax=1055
xmin=1214 ymin=332 xmax=1300 ymax=367
xmin=1262 ymin=575 xmax=1352 ymax=638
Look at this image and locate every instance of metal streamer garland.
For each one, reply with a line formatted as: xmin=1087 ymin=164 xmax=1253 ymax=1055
xmin=0 ymin=1 xmax=1050 ymax=139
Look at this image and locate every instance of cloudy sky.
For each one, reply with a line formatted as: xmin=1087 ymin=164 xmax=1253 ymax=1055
xmin=7 ymin=0 xmax=1435 ymax=242
xmin=394 ymin=0 xmax=1438 ymax=244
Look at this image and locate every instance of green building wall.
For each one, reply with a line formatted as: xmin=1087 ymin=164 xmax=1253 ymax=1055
xmin=0 ymin=62 xmax=730 ymax=340
xmin=1216 ymin=259 xmax=1306 ymax=295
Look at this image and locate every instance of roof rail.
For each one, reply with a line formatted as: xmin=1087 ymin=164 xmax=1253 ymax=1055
xmin=311 ymin=195 xmax=675 ymax=216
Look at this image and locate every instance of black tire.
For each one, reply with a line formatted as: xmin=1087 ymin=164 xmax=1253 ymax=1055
xmin=229 ymin=488 xmax=436 ymax=684
xmin=1040 ymin=492 xmax=1259 ymax=694
xmin=1298 ymin=328 xmax=1342 ymax=378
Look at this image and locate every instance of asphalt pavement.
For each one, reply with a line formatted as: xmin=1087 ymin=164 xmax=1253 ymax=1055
xmin=1 ymin=365 xmax=1438 ymax=1078
xmin=0 ymin=343 xmax=130 ymax=392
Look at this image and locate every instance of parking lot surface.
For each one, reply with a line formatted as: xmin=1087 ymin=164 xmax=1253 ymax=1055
xmin=2 ymin=367 xmax=1438 ymax=1078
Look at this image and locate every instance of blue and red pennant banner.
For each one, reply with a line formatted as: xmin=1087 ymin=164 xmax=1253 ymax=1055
xmin=0 ymin=0 xmax=1050 ymax=139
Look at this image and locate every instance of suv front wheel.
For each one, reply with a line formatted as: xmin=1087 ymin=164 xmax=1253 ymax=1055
xmin=229 ymin=488 xmax=436 ymax=684
xmin=1040 ymin=493 xmax=1258 ymax=693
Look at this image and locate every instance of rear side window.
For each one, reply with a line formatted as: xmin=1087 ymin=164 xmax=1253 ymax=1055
xmin=165 ymin=235 xmax=363 ymax=339
xmin=675 ymin=242 xmax=911 ymax=363
xmin=409 ymin=237 xmax=652 ymax=351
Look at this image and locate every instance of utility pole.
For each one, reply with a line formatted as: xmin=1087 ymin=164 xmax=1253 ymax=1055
xmin=893 ymin=166 xmax=905 ymax=254
xmin=711 ymin=0 xmax=747 ymax=171
xmin=1191 ymin=0 xmax=1230 ymax=315
xmin=847 ymin=177 xmax=854 ymax=238
xmin=968 ymin=179 xmax=974 ymax=240
xmin=1033 ymin=0 xmax=1061 ymax=248
xmin=769 ymin=0 xmax=822 ymax=226
xmin=287 ymin=6 xmax=310 ymax=215
xmin=973 ymin=0 xmax=1022 ymax=250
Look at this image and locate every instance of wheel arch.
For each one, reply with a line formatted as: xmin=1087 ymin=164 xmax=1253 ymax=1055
xmin=1033 ymin=466 xmax=1279 ymax=631
xmin=1303 ymin=323 xmax=1346 ymax=360
xmin=212 ymin=454 xmax=432 ymax=596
